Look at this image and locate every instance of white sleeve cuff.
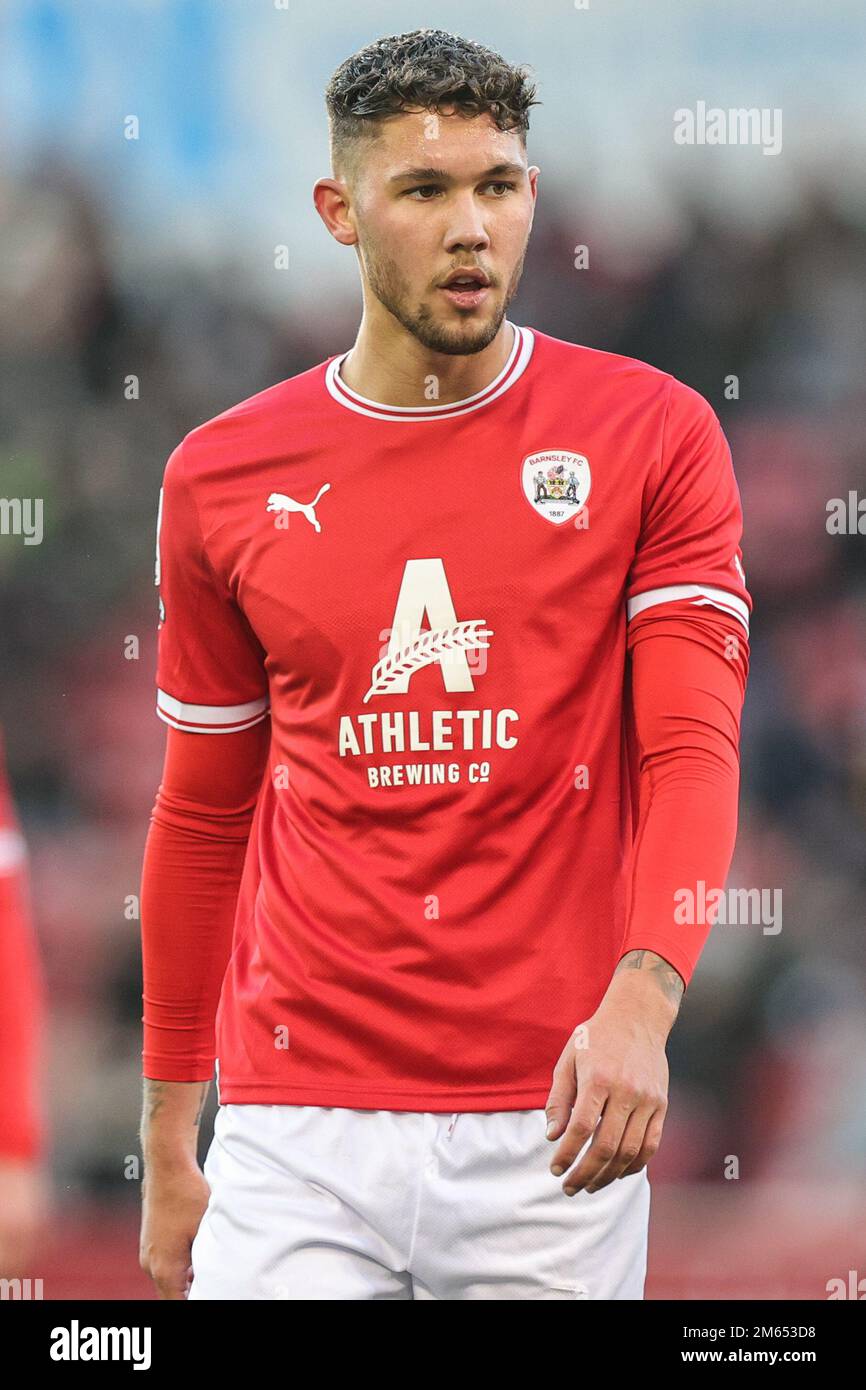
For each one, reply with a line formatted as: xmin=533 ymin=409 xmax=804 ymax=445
xmin=627 ymin=583 xmax=749 ymax=634
xmin=156 ymin=690 xmax=270 ymax=733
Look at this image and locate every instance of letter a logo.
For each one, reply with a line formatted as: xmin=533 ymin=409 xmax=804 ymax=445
xmin=363 ymin=559 xmax=492 ymax=702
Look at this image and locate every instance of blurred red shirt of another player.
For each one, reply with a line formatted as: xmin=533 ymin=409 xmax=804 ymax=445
xmin=0 ymin=726 xmax=46 ymax=1161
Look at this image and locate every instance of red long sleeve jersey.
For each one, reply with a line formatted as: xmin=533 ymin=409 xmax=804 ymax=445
xmin=150 ymin=322 xmax=751 ymax=1109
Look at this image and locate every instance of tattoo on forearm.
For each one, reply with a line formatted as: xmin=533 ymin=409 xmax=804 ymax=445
xmin=142 ymin=1079 xmax=166 ymax=1128
xmin=193 ymin=1086 xmax=208 ymax=1128
xmin=615 ymin=949 xmax=685 ymax=1009
xmin=140 ymin=1078 xmax=210 ymax=1141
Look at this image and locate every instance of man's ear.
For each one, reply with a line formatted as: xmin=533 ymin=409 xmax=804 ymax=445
xmin=312 ymin=177 xmax=358 ymax=247
xmin=528 ymin=165 xmax=540 ymax=202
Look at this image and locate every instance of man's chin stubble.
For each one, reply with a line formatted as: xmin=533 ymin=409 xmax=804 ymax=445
xmin=408 ymin=306 xmax=506 ymax=356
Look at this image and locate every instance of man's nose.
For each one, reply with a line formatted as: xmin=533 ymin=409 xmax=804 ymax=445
xmin=443 ymin=196 xmax=491 ymax=254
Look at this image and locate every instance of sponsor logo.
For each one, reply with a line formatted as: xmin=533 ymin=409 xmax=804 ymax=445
xmin=267 ymin=483 xmax=331 ymax=533
xmin=334 ymin=558 xmax=517 ymax=787
xmin=363 ymin=558 xmax=491 ymax=702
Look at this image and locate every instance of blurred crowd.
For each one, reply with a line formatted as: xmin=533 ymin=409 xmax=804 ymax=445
xmin=1 ymin=155 xmax=865 ymax=1229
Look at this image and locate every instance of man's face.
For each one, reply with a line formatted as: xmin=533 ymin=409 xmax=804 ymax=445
xmin=346 ymin=107 xmax=538 ymax=356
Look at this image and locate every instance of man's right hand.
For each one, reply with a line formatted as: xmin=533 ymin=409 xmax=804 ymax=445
xmin=140 ymin=1157 xmax=211 ymax=1299
xmin=139 ymin=1078 xmax=211 ymax=1299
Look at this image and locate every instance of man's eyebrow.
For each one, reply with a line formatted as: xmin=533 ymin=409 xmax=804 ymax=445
xmin=388 ymin=162 xmax=526 ymax=185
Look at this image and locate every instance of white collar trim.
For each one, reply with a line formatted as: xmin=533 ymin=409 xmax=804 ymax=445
xmin=324 ymin=321 xmax=534 ymax=422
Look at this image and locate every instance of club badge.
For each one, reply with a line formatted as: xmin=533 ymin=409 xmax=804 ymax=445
xmin=520 ymin=450 xmax=591 ymax=525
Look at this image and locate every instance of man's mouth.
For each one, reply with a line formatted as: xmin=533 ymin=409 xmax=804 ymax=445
xmin=439 ymin=270 xmax=492 ymax=309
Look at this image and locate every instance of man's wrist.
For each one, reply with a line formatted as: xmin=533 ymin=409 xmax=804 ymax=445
xmin=606 ymin=949 xmax=685 ymax=1036
xmin=139 ymin=1078 xmax=210 ymax=1166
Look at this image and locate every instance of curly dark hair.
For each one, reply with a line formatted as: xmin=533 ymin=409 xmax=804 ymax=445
xmin=325 ymin=28 xmax=539 ymax=178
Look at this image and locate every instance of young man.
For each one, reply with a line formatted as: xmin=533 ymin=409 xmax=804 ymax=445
xmin=139 ymin=29 xmax=750 ymax=1301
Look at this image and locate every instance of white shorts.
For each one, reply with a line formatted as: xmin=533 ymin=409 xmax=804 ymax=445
xmin=188 ymin=1104 xmax=651 ymax=1301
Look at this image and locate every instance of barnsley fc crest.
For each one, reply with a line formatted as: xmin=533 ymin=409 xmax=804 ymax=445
xmin=521 ymin=450 xmax=591 ymax=525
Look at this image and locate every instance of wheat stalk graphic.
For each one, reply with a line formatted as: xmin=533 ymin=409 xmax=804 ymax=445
xmin=362 ymin=620 xmax=492 ymax=703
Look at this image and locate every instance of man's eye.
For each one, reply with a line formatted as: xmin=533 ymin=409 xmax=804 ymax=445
xmin=406 ymin=182 xmax=517 ymax=200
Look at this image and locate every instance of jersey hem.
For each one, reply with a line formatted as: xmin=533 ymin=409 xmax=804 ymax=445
xmin=216 ymin=1080 xmax=550 ymax=1112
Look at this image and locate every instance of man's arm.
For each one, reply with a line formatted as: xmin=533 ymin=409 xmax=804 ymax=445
xmin=139 ymin=719 xmax=269 ymax=1299
xmin=545 ymin=604 xmax=748 ymax=1194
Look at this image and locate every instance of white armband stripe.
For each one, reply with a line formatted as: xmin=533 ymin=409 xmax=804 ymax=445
xmin=156 ymin=690 xmax=269 ymax=733
xmin=627 ymin=583 xmax=749 ymax=634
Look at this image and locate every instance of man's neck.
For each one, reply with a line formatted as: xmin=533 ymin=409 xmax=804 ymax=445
xmin=337 ymin=318 xmax=515 ymax=409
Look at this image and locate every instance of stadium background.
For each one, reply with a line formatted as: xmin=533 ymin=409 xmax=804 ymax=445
xmin=1 ymin=0 xmax=865 ymax=1299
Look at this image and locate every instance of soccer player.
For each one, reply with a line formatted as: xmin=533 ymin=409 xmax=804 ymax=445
xmin=139 ymin=29 xmax=750 ymax=1301
xmin=0 ymin=726 xmax=47 ymax=1278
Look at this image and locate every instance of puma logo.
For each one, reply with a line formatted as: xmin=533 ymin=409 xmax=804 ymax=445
xmin=266 ymin=483 xmax=331 ymax=533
